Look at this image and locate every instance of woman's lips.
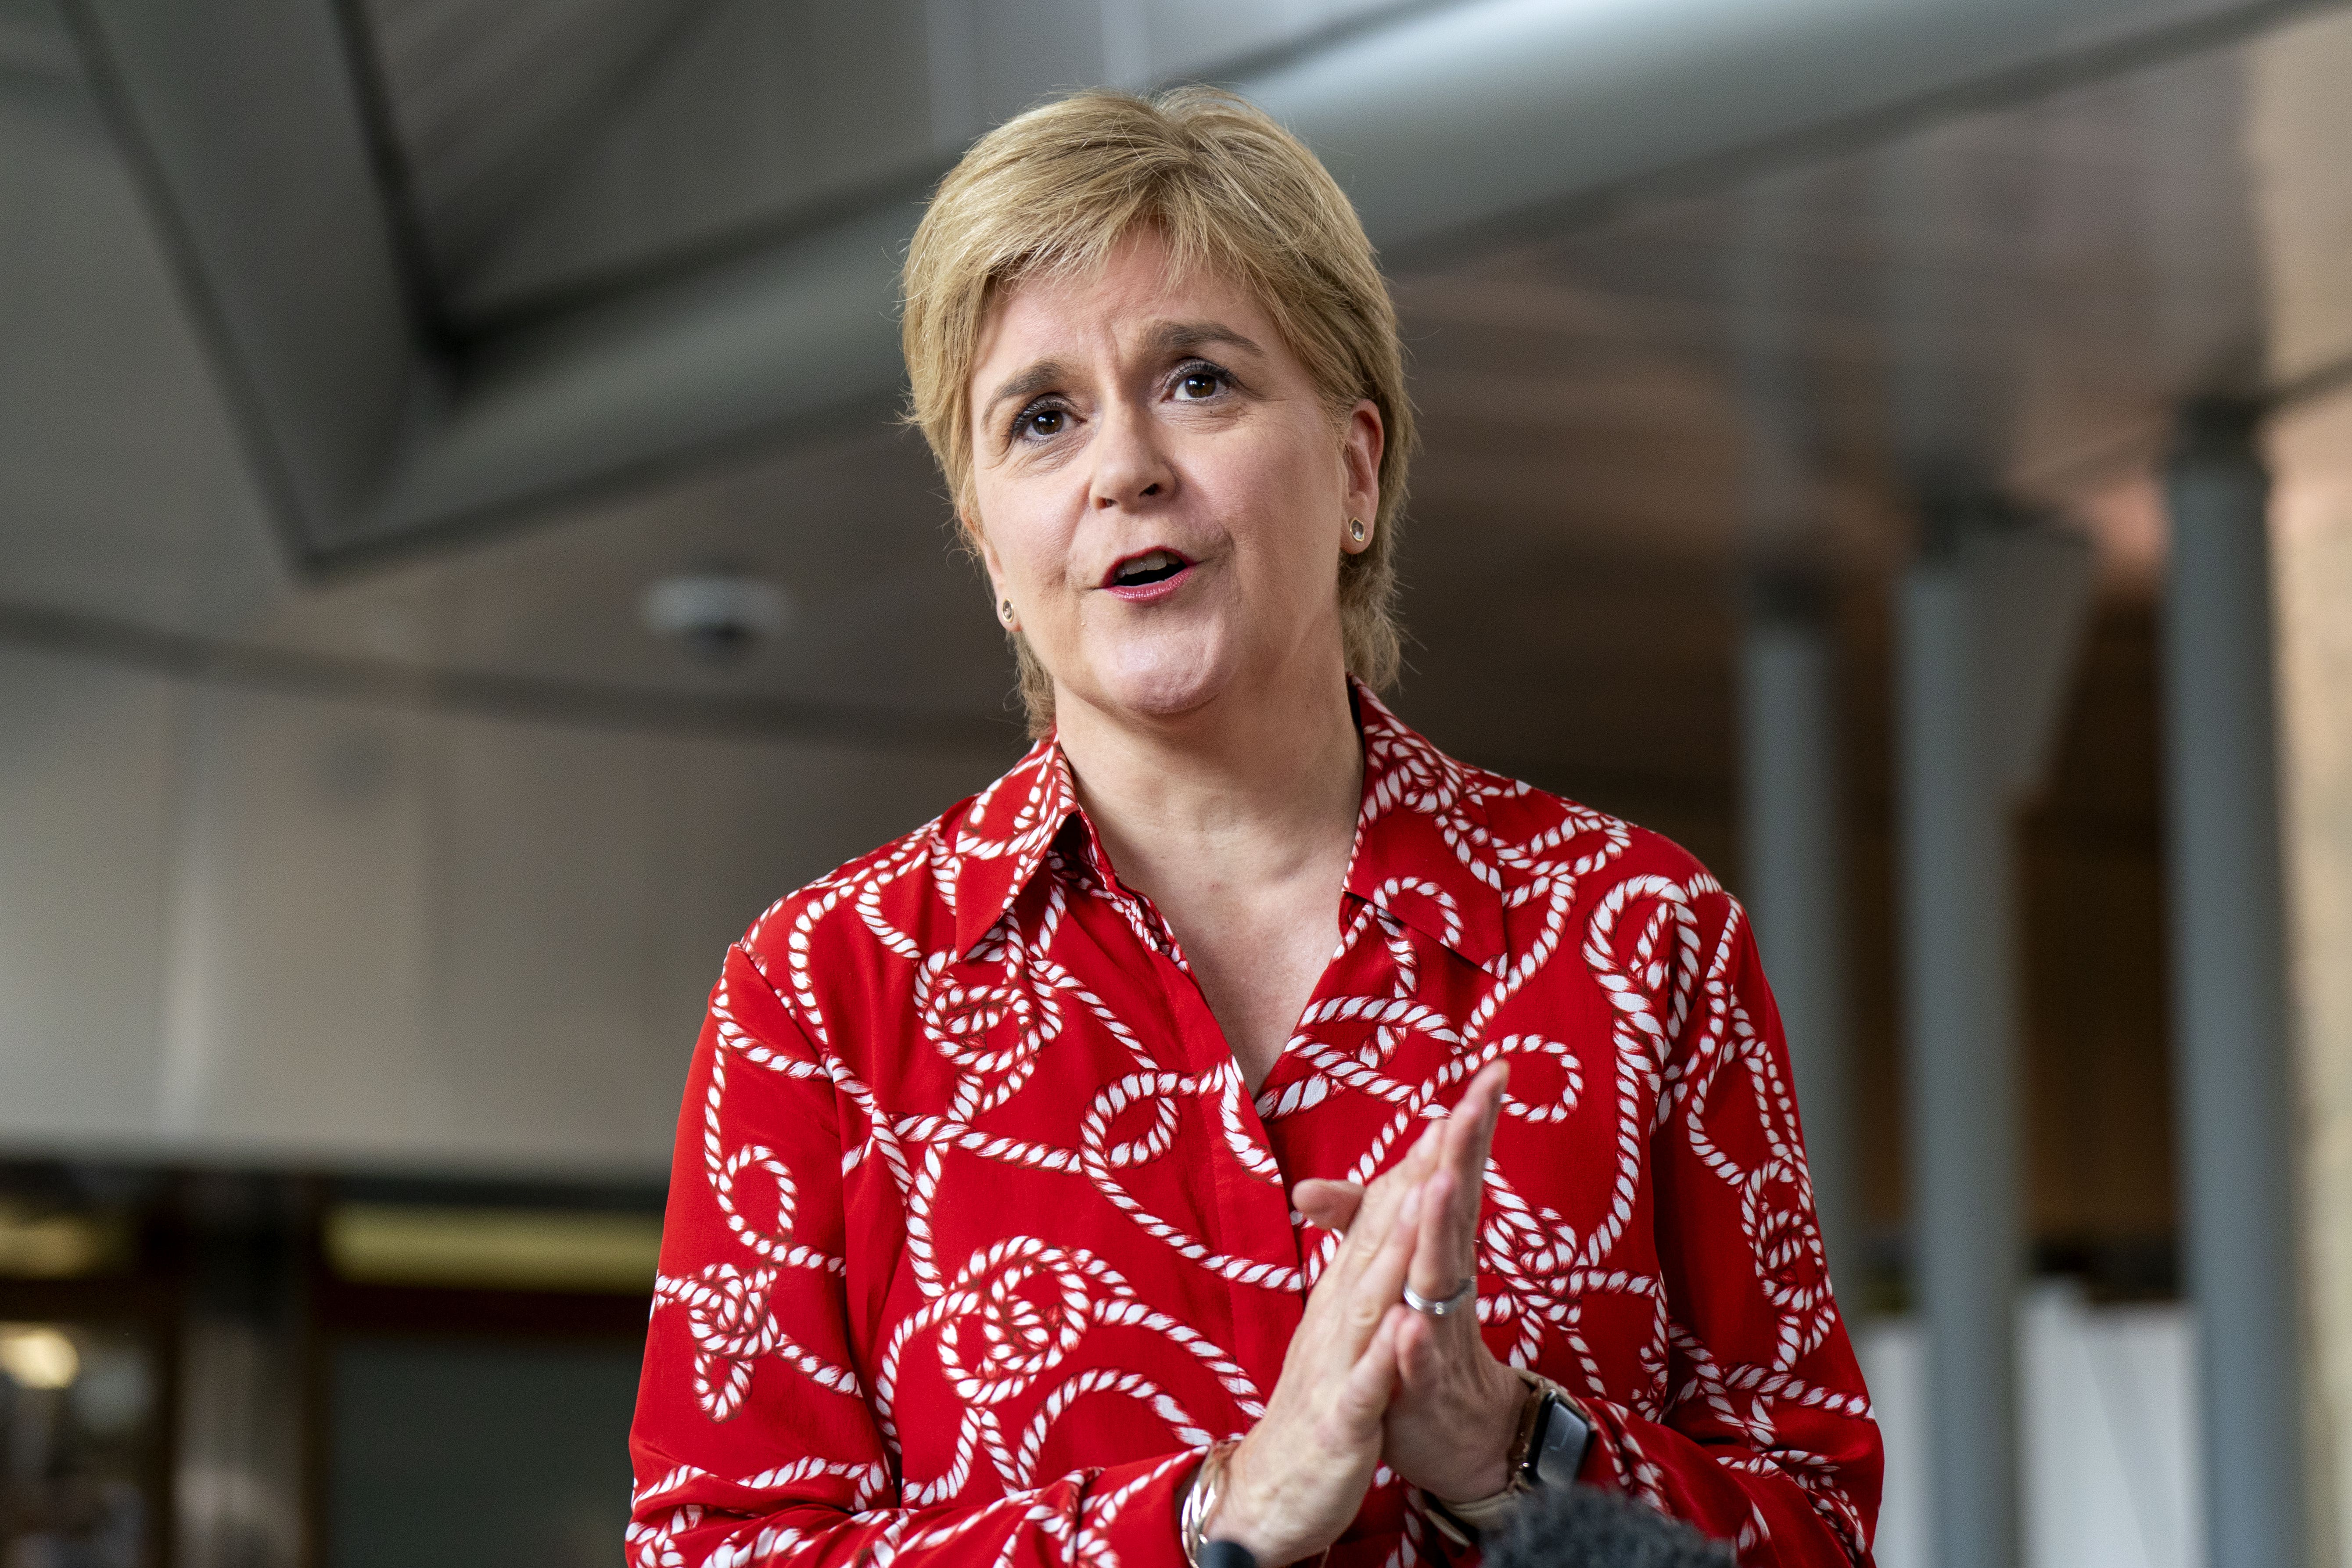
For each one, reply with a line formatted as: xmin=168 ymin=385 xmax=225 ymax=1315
xmin=1103 ymin=562 xmax=1195 ymax=603
xmin=1101 ymin=548 xmax=1196 ymax=603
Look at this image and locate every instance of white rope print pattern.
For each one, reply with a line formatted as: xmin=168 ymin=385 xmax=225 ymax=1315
xmin=636 ymin=690 xmax=1873 ymax=1568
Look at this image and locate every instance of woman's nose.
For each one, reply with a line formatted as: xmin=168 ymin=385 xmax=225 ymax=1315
xmin=1088 ymin=404 xmax=1175 ymax=510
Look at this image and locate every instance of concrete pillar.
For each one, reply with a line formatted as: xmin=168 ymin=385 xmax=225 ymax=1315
xmin=2162 ymin=403 xmax=2307 ymax=1568
xmin=1741 ymin=569 xmax=1858 ymax=1304
xmin=1898 ymin=530 xmax=2025 ymax=1568
xmin=174 ymin=1173 xmax=315 ymax=1568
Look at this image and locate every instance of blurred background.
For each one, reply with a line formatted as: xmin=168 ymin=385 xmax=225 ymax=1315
xmin=2 ymin=0 xmax=2349 ymax=1564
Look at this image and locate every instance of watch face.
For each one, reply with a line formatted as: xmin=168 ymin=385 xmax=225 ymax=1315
xmin=1530 ymin=1396 xmax=1589 ymax=1489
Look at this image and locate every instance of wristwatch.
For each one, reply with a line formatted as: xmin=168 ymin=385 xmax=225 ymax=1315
xmin=1422 ymin=1368 xmax=1589 ymax=1544
xmin=1523 ymin=1372 xmax=1590 ymax=1489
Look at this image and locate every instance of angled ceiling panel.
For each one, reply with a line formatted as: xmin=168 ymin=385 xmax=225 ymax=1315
xmin=357 ymin=0 xmax=712 ymax=299
xmin=450 ymin=0 xmax=938 ymax=326
xmin=67 ymin=0 xmax=425 ymax=557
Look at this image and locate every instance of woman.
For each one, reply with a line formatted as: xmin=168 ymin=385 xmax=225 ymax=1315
xmin=629 ymin=87 xmax=1879 ymax=1567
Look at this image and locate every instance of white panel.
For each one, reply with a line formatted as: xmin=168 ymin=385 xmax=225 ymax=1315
xmin=1859 ymin=1293 xmax=2201 ymax=1568
xmin=159 ymin=692 xmax=1004 ymax=1173
xmin=1856 ymin=1318 xmax=1929 ymax=1568
xmin=158 ymin=687 xmax=442 ymax=1159
xmin=2019 ymin=1285 xmax=2201 ymax=1568
xmin=0 ymin=649 xmax=176 ymax=1144
xmin=0 ymin=638 xmax=1009 ymax=1172
xmin=421 ymin=718 xmax=1005 ymax=1175
xmin=639 ymin=733 xmax=1004 ymax=1048
xmin=422 ymin=715 xmax=675 ymax=1172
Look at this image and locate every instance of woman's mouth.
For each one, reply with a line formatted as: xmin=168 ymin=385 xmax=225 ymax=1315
xmin=1102 ymin=549 xmax=1194 ymax=601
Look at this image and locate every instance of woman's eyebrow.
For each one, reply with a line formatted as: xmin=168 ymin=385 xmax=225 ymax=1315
xmin=982 ymin=359 xmax=1070 ymax=428
xmin=1147 ymin=320 xmax=1262 ymax=359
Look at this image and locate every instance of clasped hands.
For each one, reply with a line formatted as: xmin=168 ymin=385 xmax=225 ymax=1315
xmin=1206 ymin=1062 xmax=1523 ymax=1565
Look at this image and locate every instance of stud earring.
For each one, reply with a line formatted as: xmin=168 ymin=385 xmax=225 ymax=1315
xmin=1000 ymin=598 xmax=1015 ymax=623
xmin=1348 ymin=517 xmax=1368 ymax=544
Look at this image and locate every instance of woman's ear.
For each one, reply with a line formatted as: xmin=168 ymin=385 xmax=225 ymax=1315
xmin=962 ymin=510 xmax=997 ymax=572
xmin=1342 ymin=399 xmax=1384 ymax=538
xmin=964 ymin=510 xmax=1014 ymax=624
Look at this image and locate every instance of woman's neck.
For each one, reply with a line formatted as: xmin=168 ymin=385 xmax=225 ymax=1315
xmin=1053 ymin=664 xmax=1363 ymax=892
xmin=1052 ymin=661 xmax=1365 ymax=1090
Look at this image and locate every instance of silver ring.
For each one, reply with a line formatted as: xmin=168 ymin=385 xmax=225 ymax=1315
xmin=1403 ymin=1279 xmax=1476 ymax=1317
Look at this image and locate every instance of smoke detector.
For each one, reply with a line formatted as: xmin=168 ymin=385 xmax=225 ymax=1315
xmin=639 ymin=573 xmax=791 ymax=664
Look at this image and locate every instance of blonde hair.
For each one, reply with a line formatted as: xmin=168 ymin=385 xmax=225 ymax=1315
xmin=901 ymin=86 xmax=1415 ymax=736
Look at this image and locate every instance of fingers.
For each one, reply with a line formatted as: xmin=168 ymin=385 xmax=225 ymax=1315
xmin=1390 ymin=1300 xmax=1439 ymax=1389
xmin=1448 ymin=1062 xmax=1509 ymax=1180
xmin=1326 ymin=1120 xmax=1443 ymax=1274
xmin=1309 ymin=1066 xmax=1508 ymax=1302
xmin=1314 ymin=1179 xmax=1412 ymax=1375
xmin=1339 ymin=1304 xmax=1407 ymax=1427
xmin=1403 ymin=1062 xmax=1509 ymax=1301
xmin=1406 ymin=1166 xmax=1465 ymax=1303
xmin=1355 ymin=1181 xmax=1420 ymax=1319
xmin=1292 ymin=1179 xmax=1365 ymax=1235
xmin=1336 ymin=1185 xmax=1420 ymax=1396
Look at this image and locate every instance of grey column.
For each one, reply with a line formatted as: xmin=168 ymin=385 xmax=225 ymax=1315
xmin=1741 ymin=571 xmax=1858 ymax=1305
xmin=1898 ymin=532 xmax=2023 ymax=1568
xmin=175 ymin=1174 xmax=314 ymax=1568
xmin=2162 ymin=404 xmax=2306 ymax=1568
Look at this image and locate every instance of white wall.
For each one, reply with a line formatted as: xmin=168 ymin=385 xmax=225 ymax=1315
xmin=1861 ymin=1285 xmax=2201 ymax=1568
xmin=0 ymin=646 xmax=1006 ymax=1177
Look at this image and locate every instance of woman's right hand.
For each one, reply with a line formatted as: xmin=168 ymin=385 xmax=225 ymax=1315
xmin=1209 ymin=1125 xmax=1445 ymax=1564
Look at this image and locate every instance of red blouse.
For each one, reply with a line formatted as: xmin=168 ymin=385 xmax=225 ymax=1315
xmin=629 ymin=687 xmax=1880 ymax=1567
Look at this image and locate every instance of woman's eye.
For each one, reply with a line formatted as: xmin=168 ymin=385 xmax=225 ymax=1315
xmin=1173 ymin=369 xmax=1224 ymax=401
xmin=1018 ymin=407 xmax=1065 ymax=439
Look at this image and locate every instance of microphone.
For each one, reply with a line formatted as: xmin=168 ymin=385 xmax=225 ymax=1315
xmin=1480 ymin=1485 xmax=1734 ymax=1568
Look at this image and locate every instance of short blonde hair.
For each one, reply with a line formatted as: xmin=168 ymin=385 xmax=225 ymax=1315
xmin=901 ymin=86 xmax=1415 ymax=736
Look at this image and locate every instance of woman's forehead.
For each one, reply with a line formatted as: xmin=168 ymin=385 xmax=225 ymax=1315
xmin=974 ymin=236 xmax=1273 ymax=368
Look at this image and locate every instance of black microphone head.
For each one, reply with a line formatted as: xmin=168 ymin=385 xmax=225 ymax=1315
xmin=1480 ymin=1485 xmax=1735 ymax=1568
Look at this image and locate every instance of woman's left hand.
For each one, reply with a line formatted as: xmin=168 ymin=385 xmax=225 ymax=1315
xmin=1292 ymin=1061 xmax=1526 ymax=1503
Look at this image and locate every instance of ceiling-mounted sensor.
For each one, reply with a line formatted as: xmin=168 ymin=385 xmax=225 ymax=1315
xmin=640 ymin=573 xmax=790 ymax=664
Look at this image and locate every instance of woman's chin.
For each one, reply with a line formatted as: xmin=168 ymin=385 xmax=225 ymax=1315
xmin=1070 ymin=645 xmax=1242 ymax=726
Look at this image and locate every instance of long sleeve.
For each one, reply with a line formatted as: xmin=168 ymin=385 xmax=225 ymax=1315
xmin=626 ymin=941 xmax=1199 ymax=1568
xmin=1571 ymin=878 xmax=1881 ymax=1564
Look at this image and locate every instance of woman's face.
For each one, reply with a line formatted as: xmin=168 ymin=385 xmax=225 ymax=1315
xmin=964 ymin=230 xmax=1382 ymax=729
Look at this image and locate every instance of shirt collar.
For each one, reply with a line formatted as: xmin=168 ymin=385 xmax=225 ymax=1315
xmin=1343 ymin=684 xmax=1510 ymax=974
xmin=947 ymin=734 xmax=1088 ymax=958
xmin=948 ymin=682 xmax=1508 ymax=973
